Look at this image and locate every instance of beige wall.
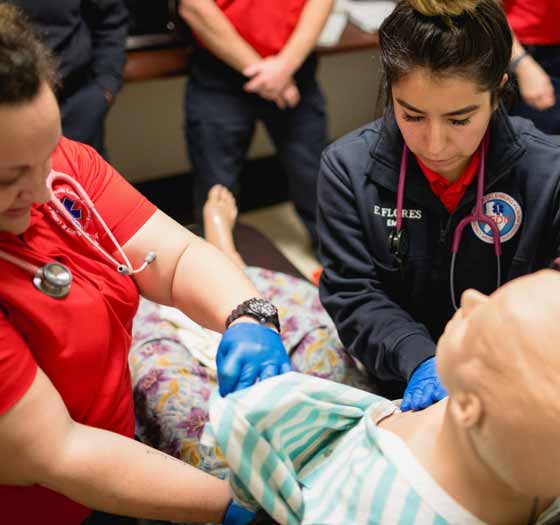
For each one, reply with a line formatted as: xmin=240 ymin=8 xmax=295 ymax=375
xmin=106 ymin=48 xmax=382 ymax=183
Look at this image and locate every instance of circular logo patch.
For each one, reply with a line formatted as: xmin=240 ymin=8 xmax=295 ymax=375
xmin=471 ymin=192 xmax=522 ymax=244
xmin=47 ymin=184 xmax=93 ymax=236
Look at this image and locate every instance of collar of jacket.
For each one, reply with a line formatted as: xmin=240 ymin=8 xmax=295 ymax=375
xmin=366 ymin=104 xmax=527 ymax=215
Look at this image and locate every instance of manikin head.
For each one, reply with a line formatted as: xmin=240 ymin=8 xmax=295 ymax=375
xmin=378 ymin=0 xmax=512 ymax=181
xmin=0 ymin=5 xmax=61 ymax=235
xmin=437 ymin=270 xmax=560 ymax=498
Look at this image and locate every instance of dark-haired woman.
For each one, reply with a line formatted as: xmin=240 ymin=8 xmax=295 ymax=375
xmin=317 ymin=0 xmax=560 ymax=411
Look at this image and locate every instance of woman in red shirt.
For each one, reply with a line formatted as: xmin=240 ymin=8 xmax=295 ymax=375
xmin=0 ymin=5 xmax=286 ymax=524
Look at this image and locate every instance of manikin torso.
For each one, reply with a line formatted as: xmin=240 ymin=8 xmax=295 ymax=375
xmin=377 ymin=400 xmax=554 ymax=524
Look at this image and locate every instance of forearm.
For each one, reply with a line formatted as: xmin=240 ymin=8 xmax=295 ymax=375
xmin=320 ymin=280 xmax=435 ymax=380
xmin=179 ymin=0 xmax=261 ymax=72
xmin=170 ymin=237 xmax=259 ymax=333
xmin=43 ymin=422 xmax=229 ymax=522
xmin=511 ymin=34 xmax=525 ymax=60
xmin=279 ymin=0 xmax=335 ymax=73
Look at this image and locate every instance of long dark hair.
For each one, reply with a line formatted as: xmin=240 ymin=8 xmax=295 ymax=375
xmin=0 ymin=4 xmax=58 ymax=104
xmin=377 ymin=0 xmax=513 ymax=112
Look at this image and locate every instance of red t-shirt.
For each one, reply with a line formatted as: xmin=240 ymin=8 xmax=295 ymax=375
xmin=416 ymin=149 xmax=481 ymax=213
xmin=0 ymin=138 xmax=156 ymax=524
xmin=503 ymin=0 xmax=560 ymax=46
xmin=214 ymin=0 xmax=307 ymax=57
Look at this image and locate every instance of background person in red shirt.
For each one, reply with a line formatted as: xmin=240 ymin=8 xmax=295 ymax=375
xmin=503 ymin=0 xmax=560 ymax=135
xmin=179 ymin=0 xmax=334 ymax=249
xmin=0 ymin=5 xmax=288 ymax=524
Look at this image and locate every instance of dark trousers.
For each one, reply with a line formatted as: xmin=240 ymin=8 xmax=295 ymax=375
xmin=185 ymin=50 xmax=328 ymax=248
xmin=511 ymin=44 xmax=560 ymax=136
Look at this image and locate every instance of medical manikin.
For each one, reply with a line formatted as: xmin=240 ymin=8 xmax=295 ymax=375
xmin=206 ymin=270 xmax=560 ymax=525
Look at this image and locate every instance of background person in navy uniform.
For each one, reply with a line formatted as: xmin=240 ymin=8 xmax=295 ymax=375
xmin=7 ymin=0 xmax=129 ymax=156
xmin=317 ymin=0 xmax=560 ymax=412
xmin=178 ymin=0 xmax=333 ymax=248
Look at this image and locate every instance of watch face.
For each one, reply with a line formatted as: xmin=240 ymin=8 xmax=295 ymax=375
xmin=249 ymin=299 xmax=276 ymax=317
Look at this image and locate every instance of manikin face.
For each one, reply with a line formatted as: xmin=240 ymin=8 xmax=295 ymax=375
xmin=436 ymin=271 xmax=560 ymax=497
xmin=391 ymin=68 xmax=495 ymax=181
xmin=436 ymin=288 xmax=489 ymax=386
xmin=0 ymin=83 xmax=61 ymax=235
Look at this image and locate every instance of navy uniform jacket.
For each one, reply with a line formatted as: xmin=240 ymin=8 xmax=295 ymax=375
xmin=317 ymin=106 xmax=560 ymax=383
xmin=11 ymin=0 xmax=128 ymax=98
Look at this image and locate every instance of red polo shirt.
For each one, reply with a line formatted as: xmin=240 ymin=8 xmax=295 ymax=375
xmin=215 ymin=0 xmax=307 ymax=57
xmin=0 ymin=138 xmax=156 ymax=524
xmin=416 ymin=149 xmax=481 ymax=213
xmin=503 ymin=0 xmax=560 ymax=46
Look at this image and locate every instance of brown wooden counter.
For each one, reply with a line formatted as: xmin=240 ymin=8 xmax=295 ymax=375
xmin=124 ymin=22 xmax=379 ymax=83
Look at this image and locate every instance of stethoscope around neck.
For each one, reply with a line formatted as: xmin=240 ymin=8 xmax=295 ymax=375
xmin=0 ymin=170 xmax=156 ymax=299
xmin=388 ymin=132 xmax=502 ymax=310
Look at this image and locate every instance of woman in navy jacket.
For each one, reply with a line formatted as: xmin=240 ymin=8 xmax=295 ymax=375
xmin=318 ymin=0 xmax=560 ymax=411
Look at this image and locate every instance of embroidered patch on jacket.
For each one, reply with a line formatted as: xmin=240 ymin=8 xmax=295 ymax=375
xmin=471 ymin=192 xmax=523 ymax=244
xmin=47 ymin=184 xmax=94 ymax=236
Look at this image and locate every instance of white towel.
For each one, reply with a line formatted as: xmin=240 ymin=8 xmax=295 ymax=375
xmin=158 ymin=305 xmax=220 ymax=370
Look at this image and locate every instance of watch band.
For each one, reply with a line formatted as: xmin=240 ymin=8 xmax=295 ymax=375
xmin=225 ymin=298 xmax=281 ymax=332
xmin=510 ymin=51 xmax=529 ymax=73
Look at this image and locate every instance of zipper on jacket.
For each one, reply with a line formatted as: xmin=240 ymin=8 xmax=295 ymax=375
xmin=433 ymin=215 xmax=453 ymax=272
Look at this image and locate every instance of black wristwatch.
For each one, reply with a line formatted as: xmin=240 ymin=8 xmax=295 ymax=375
xmin=225 ymin=298 xmax=281 ymax=332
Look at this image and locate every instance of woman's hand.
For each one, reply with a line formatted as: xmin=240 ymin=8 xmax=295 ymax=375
xmin=401 ymin=357 xmax=448 ymax=411
xmin=223 ymin=500 xmax=256 ymax=525
xmin=516 ymin=56 xmax=556 ymax=111
xmin=216 ymin=322 xmax=293 ymax=396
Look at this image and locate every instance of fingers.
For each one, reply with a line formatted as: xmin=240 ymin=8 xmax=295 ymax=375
xmin=433 ymin=383 xmax=449 ymax=402
xmin=275 ymin=95 xmax=287 ymax=110
xmin=401 ymin=386 xmax=430 ymax=411
xmin=218 ymin=369 xmax=239 ymax=397
xmin=243 ymin=63 xmax=260 ymax=78
xmin=229 ymin=362 xmax=260 ymax=395
xmin=274 ymin=83 xmax=301 ymax=110
xmin=259 ymin=360 xmax=293 ymax=382
xmin=282 ymin=83 xmax=300 ymax=108
xmin=217 ymin=351 xmax=256 ymax=396
xmin=280 ymin=362 xmax=293 ymax=374
xmin=244 ymin=74 xmax=266 ymax=94
xmin=259 ymin=364 xmax=279 ymax=382
xmin=408 ymin=382 xmax=431 ymax=411
xmin=400 ymin=392 xmax=412 ymax=412
xmin=401 ymin=381 xmax=446 ymax=411
xmin=530 ymin=92 xmax=556 ymax=111
xmin=518 ymin=61 xmax=556 ymax=110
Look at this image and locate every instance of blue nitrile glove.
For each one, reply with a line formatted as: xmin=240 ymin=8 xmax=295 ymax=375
xmin=223 ymin=499 xmax=256 ymax=525
xmin=217 ymin=322 xmax=292 ymax=396
xmin=401 ymin=357 xmax=448 ymax=411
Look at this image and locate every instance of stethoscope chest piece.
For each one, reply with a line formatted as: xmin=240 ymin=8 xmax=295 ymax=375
xmin=33 ymin=262 xmax=72 ymax=299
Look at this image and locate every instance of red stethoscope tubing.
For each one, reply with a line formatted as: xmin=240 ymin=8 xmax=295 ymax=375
xmin=395 ymin=132 xmax=502 ymax=310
